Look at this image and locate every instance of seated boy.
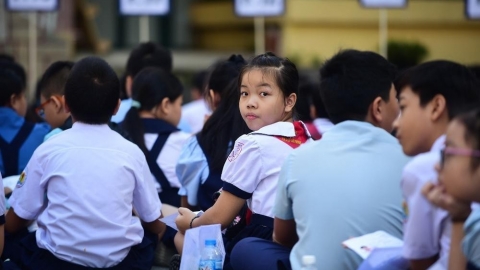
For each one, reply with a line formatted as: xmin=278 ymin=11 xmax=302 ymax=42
xmin=35 ymin=61 xmax=74 ymax=141
xmin=393 ymin=60 xmax=480 ymax=269
xmin=5 ymin=56 xmax=165 ymax=269
xmin=0 ymin=62 xmax=50 ymax=177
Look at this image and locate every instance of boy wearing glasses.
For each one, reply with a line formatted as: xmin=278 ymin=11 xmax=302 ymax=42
xmin=36 ymin=61 xmax=74 ymax=141
xmin=393 ymin=60 xmax=480 ymax=270
xmin=0 ymin=61 xmax=49 ymax=178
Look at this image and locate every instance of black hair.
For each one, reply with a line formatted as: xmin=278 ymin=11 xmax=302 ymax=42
xmin=456 ymin=109 xmax=480 ymax=169
xmin=192 ymin=70 xmax=208 ymax=94
xmin=119 ymin=74 xmax=129 ymax=100
xmin=122 ymin=67 xmax=183 ymax=155
xmin=319 ymin=49 xmax=396 ymax=124
xmin=296 ymin=79 xmax=315 ymax=122
xmin=205 ymin=54 xmax=246 ymax=107
xmin=0 ymin=53 xmax=14 ymax=62
xmin=0 ymin=61 xmax=26 ymax=90
xmin=0 ymin=68 xmax=24 ymax=107
xmin=126 ymin=42 xmax=172 ymax=78
xmin=38 ymin=61 xmax=75 ymax=98
xmin=311 ymin=82 xmax=329 ymax=119
xmin=395 ymin=60 xmax=480 ymax=119
xmin=64 ymin=56 xmax=120 ymax=124
xmin=239 ymin=52 xmax=299 ymax=101
xmin=198 ymin=80 xmax=251 ymax=172
xmin=468 ymin=65 xmax=480 ymax=80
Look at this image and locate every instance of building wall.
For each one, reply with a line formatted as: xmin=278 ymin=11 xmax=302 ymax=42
xmin=191 ymin=0 xmax=480 ymax=66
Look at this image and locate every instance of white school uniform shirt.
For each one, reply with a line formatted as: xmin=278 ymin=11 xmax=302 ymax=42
xmin=402 ymin=135 xmax=449 ymax=269
xmin=176 ymin=136 xmax=210 ymax=206
xmin=221 ymin=121 xmax=312 ymax=217
xmin=9 ymin=122 xmax=162 ymax=268
xmin=313 ymin=118 xmax=334 ymax=135
xmin=144 ymin=130 xmax=191 ymax=192
xmin=180 ymin=99 xmax=211 ymax=134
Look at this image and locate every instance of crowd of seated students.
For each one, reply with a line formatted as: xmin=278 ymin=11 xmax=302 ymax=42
xmin=0 ymin=44 xmax=480 ymax=270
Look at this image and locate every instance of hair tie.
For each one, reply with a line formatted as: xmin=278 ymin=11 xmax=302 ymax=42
xmin=131 ymin=100 xmax=141 ymax=109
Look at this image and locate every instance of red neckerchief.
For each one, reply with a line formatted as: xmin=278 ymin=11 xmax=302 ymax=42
xmin=274 ymin=121 xmax=309 ymax=149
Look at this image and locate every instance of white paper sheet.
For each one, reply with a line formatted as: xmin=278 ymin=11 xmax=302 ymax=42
xmin=342 ymin=231 xmax=403 ymax=259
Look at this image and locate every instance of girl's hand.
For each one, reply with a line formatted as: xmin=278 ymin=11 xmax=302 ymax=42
xmin=175 ymin=207 xmax=196 ymax=234
xmin=422 ymin=182 xmax=471 ymax=222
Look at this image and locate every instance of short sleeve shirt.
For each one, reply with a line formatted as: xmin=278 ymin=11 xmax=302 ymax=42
xmin=9 ymin=122 xmax=161 ymax=268
xmin=222 ymin=121 xmax=311 ymax=217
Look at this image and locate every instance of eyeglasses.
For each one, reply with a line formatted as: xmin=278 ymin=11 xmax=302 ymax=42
xmin=440 ymin=147 xmax=480 ymax=168
xmin=35 ymin=95 xmax=61 ymax=117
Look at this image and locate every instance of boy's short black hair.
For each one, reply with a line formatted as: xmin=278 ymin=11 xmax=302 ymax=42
xmin=126 ymin=42 xmax=172 ymax=78
xmin=192 ymin=70 xmax=208 ymax=94
xmin=310 ymin=82 xmax=329 ymax=119
xmin=319 ymin=50 xmax=396 ymax=124
xmin=0 ymin=53 xmax=14 ymax=62
xmin=38 ymin=61 xmax=75 ymax=98
xmin=468 ymin=65 xmax=480 ymax=79
xmin=0 ymin=60 xmax=26 ymax=89
xmin=65 ymin=57 xmax=120 ymax=124
xmin=0 ymin=68 xmax=24 ymax=106
xmin=395 ymin=60 xmax=480 ymax=119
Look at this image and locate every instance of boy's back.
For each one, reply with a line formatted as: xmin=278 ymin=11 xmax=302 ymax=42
xmin=6 ymin=56 xmax=164 ymax=269
xmin=9 ymin=122 xmax=160 ymax=267
xmin=277 ymin=121 xmax=409 ymax=269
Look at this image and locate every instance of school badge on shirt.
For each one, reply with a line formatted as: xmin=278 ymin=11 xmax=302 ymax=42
xmin=16 ymin=171 xmax=26 ymax=188
xmin=402 ymin=200 xmax=409 ymax=222
xmin=228 ymin=142 xmax=244 ymax=162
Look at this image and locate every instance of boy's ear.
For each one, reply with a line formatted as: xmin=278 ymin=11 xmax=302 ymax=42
xmin=63 ymin=96 xmax=71 ymax=114
xmin=310 ymin=105 xmax=317 ymax=120
xmin=370 ymin=96 xmax=384 ymax=123
xmin=51 ymin=96 xmax=63 ymax=113
xmin=126 ymin=76 xmax=133 ymax=98
xmin=284 ymin=93 xmax=297 ymax=113
xmin=429 ymin=94 xmax=447 ymax=122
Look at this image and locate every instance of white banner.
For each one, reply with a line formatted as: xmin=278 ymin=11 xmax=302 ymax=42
xmin=119 ymin=0 xmax=169 ymax=16
xmin=234 ymin=0 xmax=285 ymax=17
xmin=466 ymin=0 xmax=480 ymax=19
xmin=5 ymin=0 xmax=58 ymax=11
xmin=360 ymin=0 xmax=407 ymax=8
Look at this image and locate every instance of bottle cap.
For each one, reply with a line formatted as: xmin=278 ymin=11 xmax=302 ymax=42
xmin=302 ymin=255 xmax=316 ymax=265
xmin=205 ymin=239 xmax=217 ymax=246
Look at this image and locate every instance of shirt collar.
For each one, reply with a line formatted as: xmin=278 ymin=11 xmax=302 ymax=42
xmin=325 ymin=120 xmax=398 ymax=144
xmin=431 ymin=135 xmax=446 ymax=151
xmin=72 ymin=121 xmax=111 ymax=131
xmin=250 ymin=121 xmax=296 ymax=137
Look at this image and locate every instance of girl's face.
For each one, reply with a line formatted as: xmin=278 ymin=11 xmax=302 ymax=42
xmin=239 ymin=69 xmax=295 ymax=131
xmin=438 ymin=120 xmax=480 ymax=203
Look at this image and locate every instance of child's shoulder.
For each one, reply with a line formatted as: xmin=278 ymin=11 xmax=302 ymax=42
xmin=403 ymin=150 xmax=438 ymax=175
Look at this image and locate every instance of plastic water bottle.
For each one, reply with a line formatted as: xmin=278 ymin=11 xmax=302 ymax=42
xmin=301 ymin=255 xmax=317 ymax=270
xmin=199 ymin=239 xmax=222 ymax=270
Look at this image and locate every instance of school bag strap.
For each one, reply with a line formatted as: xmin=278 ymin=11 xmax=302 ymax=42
xmin=0 ymin=120 xmax=35 ymax=177
xmin=142 ymin=118 xmax=180 ymax=206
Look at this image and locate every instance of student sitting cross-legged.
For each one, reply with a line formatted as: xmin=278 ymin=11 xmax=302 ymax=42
xmin=5 ymin=56 xmax=165 ymax=269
